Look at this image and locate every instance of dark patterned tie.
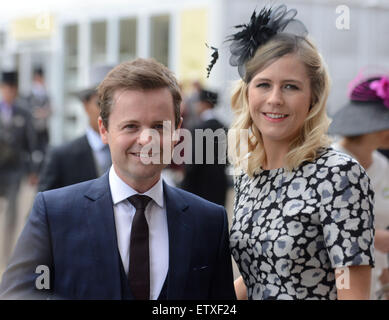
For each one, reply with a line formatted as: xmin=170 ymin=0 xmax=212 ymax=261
xmin=128 ymin=194 xmax=152 ymax=300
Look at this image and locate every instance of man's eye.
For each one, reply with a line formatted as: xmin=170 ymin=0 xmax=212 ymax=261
xmin=124 ymin=124 xmax=137 ymax=130
xmin=154 ymin=124 xmax=164 ymax=130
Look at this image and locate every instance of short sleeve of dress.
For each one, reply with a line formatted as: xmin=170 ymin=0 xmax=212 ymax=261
xmin=318 ymin=155 xmax=375 ymax=268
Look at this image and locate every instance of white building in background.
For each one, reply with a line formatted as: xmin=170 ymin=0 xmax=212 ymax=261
xmin=0 ymin=0 xmax=388 ymax=144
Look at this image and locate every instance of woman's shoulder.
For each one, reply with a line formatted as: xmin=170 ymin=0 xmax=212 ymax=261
xmin=312 ymin=147 xmax=361 ymax=170
xmin=297 ymin=147 xmax=370 ymax=185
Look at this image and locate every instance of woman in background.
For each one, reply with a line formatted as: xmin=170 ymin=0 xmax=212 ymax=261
xmin=330 ymin=71 xmax=389 ymax=299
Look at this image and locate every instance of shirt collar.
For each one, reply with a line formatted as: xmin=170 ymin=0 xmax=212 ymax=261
xmin=109 ymin=166 xmax=164 ymax=208
xmin=85 ymin=126 xmax=106 ymax=152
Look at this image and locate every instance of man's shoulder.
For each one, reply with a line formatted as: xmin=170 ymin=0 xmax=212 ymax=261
xmin=50 ymin=135 xmax=90 ymax=156
xmin=41 ymin=176 xmax=102 ymax=203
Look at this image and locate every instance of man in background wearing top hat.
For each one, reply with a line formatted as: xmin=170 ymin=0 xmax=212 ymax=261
xmin=0 ymin=70 xmax=38 ymax=263
xmin=26 ymin=67 xmax=52 ymax=170
xmin=180 ymin=89 xmax=229 ymax=206
xmin=38 ymin=65 xmax=113 ymax=191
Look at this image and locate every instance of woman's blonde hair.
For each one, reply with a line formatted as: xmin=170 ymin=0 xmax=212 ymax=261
xmin=228 ymin=34 xmax=331 ymax=176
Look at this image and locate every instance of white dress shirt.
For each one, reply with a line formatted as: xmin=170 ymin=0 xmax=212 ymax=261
xmin=109 ymin=166 xmax=169 ymax=299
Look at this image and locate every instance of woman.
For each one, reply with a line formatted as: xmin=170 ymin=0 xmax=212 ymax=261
xmin=329 ymin=71 xmax=389 ymax=299
xmin=218 ymin=5 xmax=375 ymax=300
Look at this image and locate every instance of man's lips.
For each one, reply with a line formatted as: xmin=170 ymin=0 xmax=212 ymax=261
xmin=129 ymin=152 xmax=160 ymax=158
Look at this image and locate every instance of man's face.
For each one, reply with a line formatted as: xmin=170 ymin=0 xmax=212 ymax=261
xmin=99 ymin=87 xmax=181 ymax=192
xmin=0 ymin=84 xmax=18 ymax=104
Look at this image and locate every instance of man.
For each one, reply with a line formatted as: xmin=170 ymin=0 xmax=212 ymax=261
xmin=0 ymin=59 xmax=235 ymax=300
xmin=38 ymin=65 xmax=112 ymax=191
xmin=0 ymin=71 xmax=38 ymax=263
xmin=26 ymin=66 xmax=51 ymax=168
xmin=180 ymin=89 xmax=229 ymax=206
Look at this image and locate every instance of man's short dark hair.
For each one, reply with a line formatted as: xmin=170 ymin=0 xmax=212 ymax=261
xmin=97 ymin=58 xmax=182 ymax=129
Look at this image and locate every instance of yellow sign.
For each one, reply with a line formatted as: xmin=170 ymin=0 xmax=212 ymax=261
xmin=11 ymin=13 xmax=55 ymax=40
xmin=179 ymin=8 xmax=208 ymax=87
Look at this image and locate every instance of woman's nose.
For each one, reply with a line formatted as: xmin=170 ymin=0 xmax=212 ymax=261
xmin=267 ymin=87 xmax=283 ymax=106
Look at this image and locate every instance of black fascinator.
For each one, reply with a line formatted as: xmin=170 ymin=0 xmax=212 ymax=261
xmin=206 ymin=4 xmax=308 ymax=80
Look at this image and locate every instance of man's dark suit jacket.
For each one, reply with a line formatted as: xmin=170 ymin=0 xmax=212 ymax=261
xmin=0 ymin=173 xmax=236 ymax=300
xmin=181 ymin=118 xmax=228 ymax=206
xmin=38 ymin=135 xmax=98 ymax=191
xmin=0 ymin=102 xmax=37 ymax=174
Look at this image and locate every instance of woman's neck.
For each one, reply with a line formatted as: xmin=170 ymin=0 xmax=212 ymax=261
xmin=262 ymin=140 xmax=290 ymax=170
xmin=340 ymin=137 xmax=375 ymax=170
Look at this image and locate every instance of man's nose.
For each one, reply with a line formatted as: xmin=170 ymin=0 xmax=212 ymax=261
xmin=138 ymin=128 xmax=156 ymax=146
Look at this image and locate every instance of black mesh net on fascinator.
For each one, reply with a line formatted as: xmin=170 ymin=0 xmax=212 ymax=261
xmin=206 ymin=4 xmax=308 ymax=80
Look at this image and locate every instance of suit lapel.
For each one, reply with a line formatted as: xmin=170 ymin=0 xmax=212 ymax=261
xmin=84 ymin=173 xmax=122 ymax=299
xmin=82 ymin=177 xmax=193 ymax=299
xmin=163 ymin=183 xmax=193 ymax=299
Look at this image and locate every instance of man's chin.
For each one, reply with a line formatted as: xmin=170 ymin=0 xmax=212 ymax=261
xmin=126 ymin=163 xmax=166 ymax=177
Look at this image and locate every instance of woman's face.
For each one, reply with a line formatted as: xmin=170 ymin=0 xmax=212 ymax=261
xmin=374 ymin=129 xmax=389 ymax=149
xmin=248 ymin=53 xmax=312 ymax=148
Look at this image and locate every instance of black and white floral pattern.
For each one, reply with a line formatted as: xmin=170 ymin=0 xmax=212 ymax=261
xmin=230 ymin=148 xmax=375 ymax=300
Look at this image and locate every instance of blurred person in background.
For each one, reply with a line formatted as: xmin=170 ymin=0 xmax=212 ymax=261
xmin=26 ymin=66 xmax=51 ymax=170
xmin=180 ymin=80 xmax=202 ymax=131
xmin=180 ymin=89 xmax=228 ymax=206
xmin=0 ymin=70 xmax=38 ymax=263
xmin=379 ymin=148 xmax=389 ymax=159
xmin=38 ymin=65 xmax=112 ymax=191
xmin=330 ymin=71 xmax=389 ymax=299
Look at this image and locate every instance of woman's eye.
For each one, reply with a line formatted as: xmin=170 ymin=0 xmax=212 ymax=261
xmin=256 ymin=83 xmax=270 ymax=88
xmin=284 ymin=84 xmax=299 ymax=90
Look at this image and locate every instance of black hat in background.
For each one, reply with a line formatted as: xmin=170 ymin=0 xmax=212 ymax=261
xmin=1 ymin=71 xmax=18 ymax=86
xmin=199 ymin=89 xmax=218 ymax=107
xmin=33 ymin=66 xmax=44 ymax=77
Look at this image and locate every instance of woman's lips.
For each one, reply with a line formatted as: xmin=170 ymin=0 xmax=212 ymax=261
xmin=263 ymin=112 xmax=289 ymax=122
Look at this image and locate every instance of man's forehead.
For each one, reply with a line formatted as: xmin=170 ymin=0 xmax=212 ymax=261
xmin=114 ymin=87 xmax=162 ymax=101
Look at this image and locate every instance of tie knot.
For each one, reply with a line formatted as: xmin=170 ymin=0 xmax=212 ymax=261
xmin=128 ymin=194 xmax=151 ymax=210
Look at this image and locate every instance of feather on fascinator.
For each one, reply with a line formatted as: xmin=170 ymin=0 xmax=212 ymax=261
xmin=206 ymin=4 xmax=308 ymax=80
